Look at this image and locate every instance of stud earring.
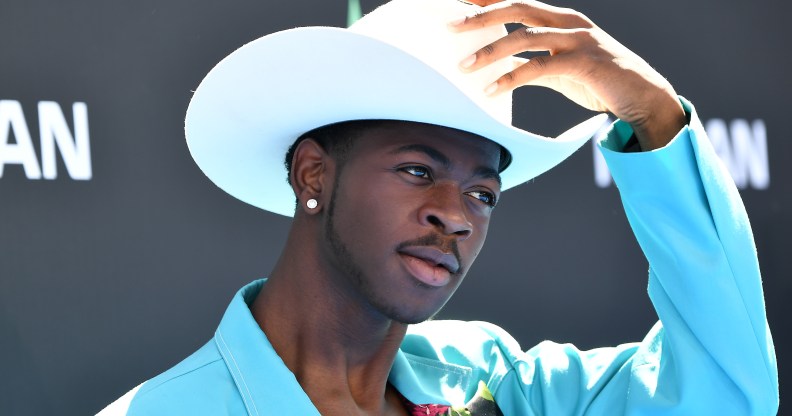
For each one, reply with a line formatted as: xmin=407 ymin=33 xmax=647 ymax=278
xmin=306 ymin=198 xmax=318 ymax=209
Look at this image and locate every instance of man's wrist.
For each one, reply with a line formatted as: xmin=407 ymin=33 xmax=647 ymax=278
xmin=629 ymin=91 xmax=688 ymax=151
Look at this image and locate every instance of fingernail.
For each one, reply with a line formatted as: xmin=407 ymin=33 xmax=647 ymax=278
xmin=447 ymin=17 xmax=465 ymax=27
xmin=484 ymin=82 xmax=498 ymax=96
xmin=459 ymin=54 xmax=476 ymax=69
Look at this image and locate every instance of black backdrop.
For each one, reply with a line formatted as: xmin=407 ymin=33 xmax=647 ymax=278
xmin=1 ymin=0 xmax=789 ymax=414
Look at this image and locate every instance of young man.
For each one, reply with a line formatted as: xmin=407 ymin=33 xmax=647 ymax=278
xmin=101 ymin=0 xmax=778 ymax=414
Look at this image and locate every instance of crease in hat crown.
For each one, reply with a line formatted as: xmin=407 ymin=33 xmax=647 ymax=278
xmin=349 ymin=0 xmax=515 ymax=125
xmin=184 ymin=0 xmax=608 ymax=217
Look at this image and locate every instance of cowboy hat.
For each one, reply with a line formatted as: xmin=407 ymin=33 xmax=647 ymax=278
xmin=185 ymin=0 xmax=607 ymax=217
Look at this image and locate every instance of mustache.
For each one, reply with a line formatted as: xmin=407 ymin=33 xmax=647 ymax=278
xmin=395 ymin=234 xmax=463 ymax=274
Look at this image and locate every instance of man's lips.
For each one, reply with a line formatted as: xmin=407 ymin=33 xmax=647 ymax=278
xmin=398 ymin=246 xmax=460 ymax=274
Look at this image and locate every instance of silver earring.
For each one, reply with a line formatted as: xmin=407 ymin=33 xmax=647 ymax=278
xmin=306 ymin=198 xmax=318 ymax=209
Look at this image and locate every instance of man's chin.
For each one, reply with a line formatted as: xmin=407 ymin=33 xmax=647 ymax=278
xmin=381 ymin=304 xmax=444 ymax=325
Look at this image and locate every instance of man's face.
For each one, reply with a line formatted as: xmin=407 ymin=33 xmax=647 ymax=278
xmin=319 ymin=121 xmax=503 ymax=324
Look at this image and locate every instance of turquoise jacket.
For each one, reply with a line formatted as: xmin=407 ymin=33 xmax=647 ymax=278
xmin=100 ymin=100 xmax=779 ymax=415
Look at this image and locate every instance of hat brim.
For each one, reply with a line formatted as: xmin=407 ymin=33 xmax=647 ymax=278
xmin=186 ymin=27 xmax=607 ymax=217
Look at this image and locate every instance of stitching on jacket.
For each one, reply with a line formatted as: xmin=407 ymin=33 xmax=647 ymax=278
xmin=217 ymin=331 xmax=260 ymax=416
xmin=134 ymin=351 xmax=223 ymax=397
xmin=403 ymin=352 xmax=472 ymax=377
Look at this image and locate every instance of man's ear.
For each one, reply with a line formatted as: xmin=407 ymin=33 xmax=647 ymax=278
xmin=290 ymin=138 xmax=332 ymax=214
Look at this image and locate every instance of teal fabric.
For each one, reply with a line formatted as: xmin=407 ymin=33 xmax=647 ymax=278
xmin=99 ymin=99 xmax=778 ymax=415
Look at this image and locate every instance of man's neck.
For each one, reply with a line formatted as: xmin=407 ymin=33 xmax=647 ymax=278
xmin=250 ymin=227 xmax=409 ymax=415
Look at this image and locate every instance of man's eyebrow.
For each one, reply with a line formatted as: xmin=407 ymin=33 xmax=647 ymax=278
xmin=389 ymin=144 xmax=451 ymax=169
xmin=474 ymin=166 xmax=502 ymax=187
xmin=389 ymin=144 xmax=502 ymax=187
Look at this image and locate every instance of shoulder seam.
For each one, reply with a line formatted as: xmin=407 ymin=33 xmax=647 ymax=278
xmin=135 ymin=356 xmax=225 ymax=399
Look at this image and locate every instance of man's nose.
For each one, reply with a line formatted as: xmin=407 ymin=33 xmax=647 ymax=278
xmin=417 ymin=183 xmax=473 ymax=240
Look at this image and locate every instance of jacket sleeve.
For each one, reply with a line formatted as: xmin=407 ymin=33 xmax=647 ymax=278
xmin=600 ymin=97 xmax=778 ymax=414
xmin=484 ymin=98 xmax=778 ymax=415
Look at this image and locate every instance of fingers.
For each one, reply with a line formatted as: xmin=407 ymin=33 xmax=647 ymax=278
xmin=448 ymin=1 xmax=602 ymax=100
xmin=485 ymin=53 xmax=577 ymax=96
xmin=449 ymin=0 xmax=593 ymax=32
xmin=459 ymin=26 xmax=581 ymax=73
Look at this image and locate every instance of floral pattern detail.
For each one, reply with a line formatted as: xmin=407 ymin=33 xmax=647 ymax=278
xmin=399 ymin=381 xmax=503 ymax=416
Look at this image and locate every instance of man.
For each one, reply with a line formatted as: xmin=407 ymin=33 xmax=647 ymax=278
xmin=101 ymin=0 xmax=778 ymax=414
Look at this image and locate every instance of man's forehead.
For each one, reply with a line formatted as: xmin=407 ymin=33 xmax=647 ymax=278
xmin=349 ymin=120 xmax=509 ymax=172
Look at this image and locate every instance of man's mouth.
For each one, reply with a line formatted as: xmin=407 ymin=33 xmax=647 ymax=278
xmin=397 ymin=246 xmax=460 ymax=287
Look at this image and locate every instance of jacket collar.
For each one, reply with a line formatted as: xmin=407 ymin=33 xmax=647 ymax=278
xmin=214 ymin=279 xmax=471 ymax=414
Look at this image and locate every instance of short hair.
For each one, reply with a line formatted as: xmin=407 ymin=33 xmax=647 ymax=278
xmin=284 ymin=120 xmax=383 ymax=185
xmin=284 ymin=120 xmax=512 ymax=184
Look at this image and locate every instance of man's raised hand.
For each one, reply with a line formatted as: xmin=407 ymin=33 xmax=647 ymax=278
xmin=450 ymin=0 xmax=686 ymax=150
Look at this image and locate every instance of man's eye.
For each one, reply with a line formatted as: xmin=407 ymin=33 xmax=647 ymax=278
xmin=467 ymin=190 xmax=497 ymax=207
xmin=401 ymin=166 xmax=430 ymax=179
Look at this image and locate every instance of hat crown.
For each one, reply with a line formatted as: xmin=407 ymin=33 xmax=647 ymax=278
xmin=349 ymin=0 xmax=513 ymax=124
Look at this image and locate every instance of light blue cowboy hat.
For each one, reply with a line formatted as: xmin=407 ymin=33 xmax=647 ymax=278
xmin=185 ymin=0 xmax=606 ymax=216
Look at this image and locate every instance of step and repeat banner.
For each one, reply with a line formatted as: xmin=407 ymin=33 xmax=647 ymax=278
xmin=1 ymin=0 xmax=789 ymax=414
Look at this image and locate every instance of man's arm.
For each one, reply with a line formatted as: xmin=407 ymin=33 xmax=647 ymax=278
xmin=596 ymin=98 xmax=778 ymax=414
xmin=449 ymin=1 xmax=778 ymax=413
xmin=458 ymin=110 xmax=779 ymax=414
